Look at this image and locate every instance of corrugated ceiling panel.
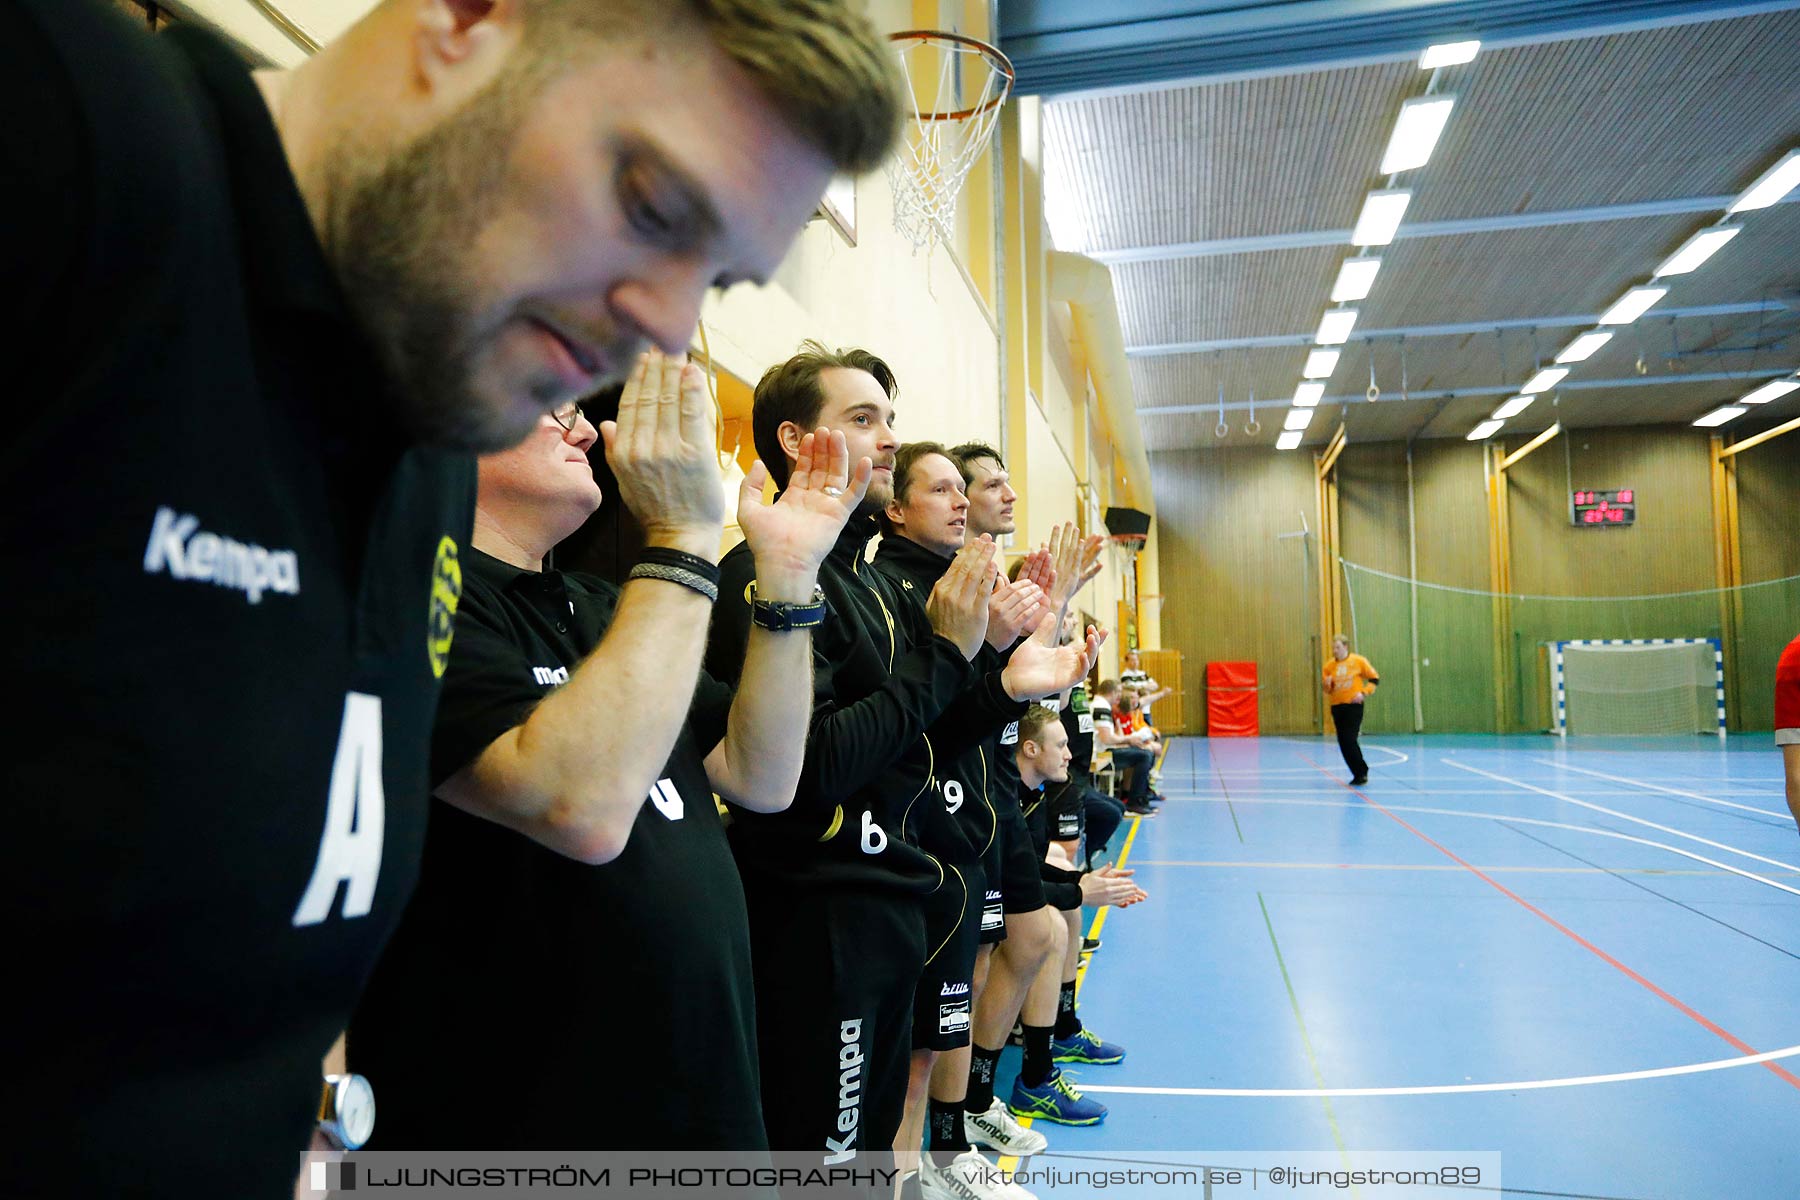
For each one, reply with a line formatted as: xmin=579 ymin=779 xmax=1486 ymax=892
xmin=1112 ymin=247 xmax=1342 ymax=345
xmin=1412 ymin=10 xmax=1800 ymax=220
xmin=1043 ymin=61 xmax=1418 ymax=252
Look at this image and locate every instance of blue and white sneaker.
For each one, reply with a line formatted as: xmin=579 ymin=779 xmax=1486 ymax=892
xmin=1007 ymin=1068 xmax=1107 ymax=1126
xmin=1052 ymin=1027 xmax=1126 ymax=1065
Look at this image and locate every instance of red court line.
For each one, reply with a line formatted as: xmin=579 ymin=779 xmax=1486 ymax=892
xmin=1301 ymin=754 xmax=1800 ymax=1093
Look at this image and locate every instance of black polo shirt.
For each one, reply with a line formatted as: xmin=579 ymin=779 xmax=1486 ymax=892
xmin=348 ymin=548 xmax=766 ymax=1151
xmin=4 ymin=4 xmax=476 ymax=1195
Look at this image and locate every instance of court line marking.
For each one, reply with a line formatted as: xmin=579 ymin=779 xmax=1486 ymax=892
xmin=1128 ymin=860 xmax=1800 ymax=877
xmin=1151 ymin=791 xmax=1800 ymax=894
xmin=1078 ymin=1045 xmax=1800 ymax=1098
xmin=1256 ymin=892 xmax=1352 ymax=1155
xmin=1533 ymin=758 xmax=1790 ymax=819
xmin=1304 ymin=753 xmax=1800 ymax=1093
xmin=1186 ymin=744 xmax=1412 ymax=775
xmin=1448 ymin=760 xmax=1800 ymax=880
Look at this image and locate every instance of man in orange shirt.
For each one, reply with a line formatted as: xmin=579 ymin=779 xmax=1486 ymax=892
xmin=1323 ymin=634 xmax=1379 ymax=785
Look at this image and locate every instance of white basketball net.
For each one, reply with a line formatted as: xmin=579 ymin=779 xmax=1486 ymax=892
xmin=886 ymin=35 xmax=1012 ymax=252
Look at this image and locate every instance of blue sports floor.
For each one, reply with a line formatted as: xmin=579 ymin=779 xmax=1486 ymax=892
xmin=1000 ymin=734 xmax=1800 ymax=1199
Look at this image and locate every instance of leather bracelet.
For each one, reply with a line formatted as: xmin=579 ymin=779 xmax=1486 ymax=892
xmin=628 ymin=562 xmax=719 ymax=603
xmin=637 ymin=546 xmax=721 ymax=587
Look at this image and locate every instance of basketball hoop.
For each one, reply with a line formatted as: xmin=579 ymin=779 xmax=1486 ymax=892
xmin=1109 ymin=533 xmax=1147 ymax=555
xmin=886 ymin=30 xmax=1014 ymax=252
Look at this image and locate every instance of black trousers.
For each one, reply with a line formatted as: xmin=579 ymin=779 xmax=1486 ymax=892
xmin=1330 ymin=702 xmax=1368 ymax=778
xmin=1083 ymin=787 xmax=1125 ymax=867
xmin=740 ymin=879 xmax=925 ymax=1168
xmin=1111 ymin=747 xmax=1155 ymax=803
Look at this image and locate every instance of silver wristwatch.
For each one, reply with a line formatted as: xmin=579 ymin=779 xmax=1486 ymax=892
xmin=318 ymin=1073 xmax=376 ymax=1150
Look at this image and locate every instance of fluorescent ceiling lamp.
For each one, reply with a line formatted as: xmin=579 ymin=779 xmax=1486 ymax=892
xmin=1652 ymin=226 xmax=1740 ymax=277
xmin=1692 ymin=406 xmax=1746 ymax=427
xmin=1598 ymin=285 xmax=1668 ymax=326
xmin=1276 ymin=430 xmax=1304 ymax=450
xmin=1284 ymin=407 xmax=1312 ymax=431
xmin=1554 ymin=331 xmax=1614 ymax=363
xmin=1330 ymin=257 xmax=1382 ymax=302
xmin=1492 ymin=395 xmax=1534 ymax=420
xmin=1380 ymin=95 xmax=1457 ymax=174
xmin=1738 ymin=378 xmax=1800 ymax=405
xmin=1520 ymin=367 xmax=1569 ymax=394
xmin=1293 ymin=381 xmax=1326 ymax=407
xmin=1351 ymin=189 xmax=1412 ymax=247
xmin=1302 ymin=349 xmax=1341 ymax=379
xmin=1315 ymin=308 xmax=1359 ymax=345
xmin=1420 ymin=40 xmax=1480 ymax=69
xmin=1726 ymin=148 xmax=1800 ymax=214
xmin=1467 ymin=419 xmax=1505 ymax=441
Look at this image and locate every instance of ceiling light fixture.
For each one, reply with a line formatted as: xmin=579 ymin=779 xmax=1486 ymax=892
xmin=1554 ymin=331 xmax=1614 ymax=363
xmin=1284 ymin=408 xmax=1312 ymax=431
xmin=1276 ymin=430 xmax=1304 ymax=449
xmin=1492 ymin=395 xmax=1535 ymax=420
xmin=1303 ymin=349 xmax=1341 ymax=379
xmin=1652 ymin=226 xmax=1740 ymax=277
xmin=1726 ymin=148 xmax=1800 ymax=214
xmin=1419 ymin=40 xmax=1480 ymax=69
xmin=1738 ymin=378 xmax=1799 ymax=405
xmin=1380 ymin=95 xmax=1457 ymax=174
xmin=1316 ymin=308 xmax=1359 ymax=345
xmin=1521 ymin=367 xmax=1568 ymax=394
xmin=1466 ymin=419 xmax=1505 ymax=441
xmin=1351 ymin=189 xmax=1412 ymax=247
xmin=1692 ymin=406 xmax=1746 ymax=427
xmin=1294 ymin=382 xmax=1326 ymax=407
xmin=1598 ymin=285 xmax=1668 ymax=326
xmin=1330 ymin=257 xmax=1382 ymax=302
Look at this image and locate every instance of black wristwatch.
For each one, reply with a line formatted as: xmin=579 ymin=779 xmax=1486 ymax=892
xmin=748 ymin=582 xmax=828 ymax=631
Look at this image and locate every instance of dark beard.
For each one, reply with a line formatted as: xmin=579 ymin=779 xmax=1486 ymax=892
xmin=326 ymin=66 xmax=541 ymax=453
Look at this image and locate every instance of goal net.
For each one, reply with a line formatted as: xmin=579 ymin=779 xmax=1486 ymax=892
xmin=1553 ymin=640 xmax=1723 ymax=736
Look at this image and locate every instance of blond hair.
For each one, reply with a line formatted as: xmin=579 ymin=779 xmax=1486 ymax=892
xmin=518 ymin=0 xmax=904 ymax=173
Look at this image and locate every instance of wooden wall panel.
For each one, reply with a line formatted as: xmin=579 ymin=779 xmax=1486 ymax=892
xmin=1150 ymin=448 xmax=1320 ymax=734
xmin=1335 ymin=440 xmax=1495 ymax=732
xmin=1508 ymin=426 xmax=1715 ymax=597
xmin=1730 ymin=434 xmax=1800 ymax=731
xmin=1335 ymin=443 xmax=1412 ymax=732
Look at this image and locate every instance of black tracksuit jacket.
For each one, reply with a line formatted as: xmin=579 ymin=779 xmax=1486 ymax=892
xmin=871 ymin=533 xmax=1023 ymax=869
xmin=707 ymin=514 xmax=1021 ymax=894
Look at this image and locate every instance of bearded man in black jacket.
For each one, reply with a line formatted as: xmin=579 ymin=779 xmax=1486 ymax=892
xmin=706 ymin=345 xmax=1100 ymax=1169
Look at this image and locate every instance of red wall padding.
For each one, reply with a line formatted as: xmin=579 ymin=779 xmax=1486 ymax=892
xmin=1206 ymin=661 xmax=1259 ymax=737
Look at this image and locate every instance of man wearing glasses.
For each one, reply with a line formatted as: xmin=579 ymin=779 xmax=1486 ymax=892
xmin=349 ymin=352 xmax=864 ymax=1148
xmin=4 ymin=0 xmax=901 ymax=1193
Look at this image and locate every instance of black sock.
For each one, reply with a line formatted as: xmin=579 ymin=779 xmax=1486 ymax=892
xmin=1021 ymin=1024 xmax=1054 ymax=1087
xmin=1054 ymin=981 xmax=1083 ymax=1039
xmin=966 ymin=1043 xmax=1003 ymax=1114
xmin=929 ymin=1098 xmax=971 ymax=1166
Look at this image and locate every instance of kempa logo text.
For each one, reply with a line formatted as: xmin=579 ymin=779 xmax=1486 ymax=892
xmin=143 ymin=506 xmax=299 ymax=605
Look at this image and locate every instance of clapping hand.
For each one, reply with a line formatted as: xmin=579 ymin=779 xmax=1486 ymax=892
xmin=736 ymin=427 xmax=871 ymax=603
xmin=928 ymin=536 xmax=997 ymax=660
xmin=1000 ymin=610 xmax=1107 ymax=701
xmin=600 ymin=350 xmax=726 ymax=554
xmin=986 ymin=578 xmax=1046 ymax=651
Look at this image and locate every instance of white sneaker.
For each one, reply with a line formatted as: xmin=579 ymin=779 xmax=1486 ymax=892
xmin=964 ymin=1097 xmax=1049 ymax=1156
xmin=921 ymin=1149 xmax=1036 ymax=1200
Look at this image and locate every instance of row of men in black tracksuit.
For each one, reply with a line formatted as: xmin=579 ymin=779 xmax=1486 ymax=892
xmin=343 ymin=342 xmax=1150 ymax=1200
